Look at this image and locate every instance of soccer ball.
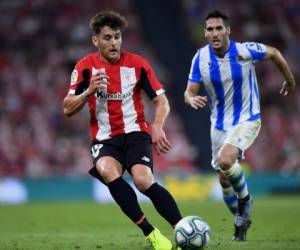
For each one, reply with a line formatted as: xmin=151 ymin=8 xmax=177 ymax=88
xmin=174 ymin=216 xmax=210 ymax=250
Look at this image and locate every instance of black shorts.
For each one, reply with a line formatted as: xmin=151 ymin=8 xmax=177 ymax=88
xmin=88 ymin=131 xmax=153 ymax=182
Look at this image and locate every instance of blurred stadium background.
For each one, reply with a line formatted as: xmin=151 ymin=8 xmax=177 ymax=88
xmin=0 ymin=0 xmax=299 ymax=204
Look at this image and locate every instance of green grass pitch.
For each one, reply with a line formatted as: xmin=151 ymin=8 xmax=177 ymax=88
xmin=0 ymin=196 xmax=300 ymax=250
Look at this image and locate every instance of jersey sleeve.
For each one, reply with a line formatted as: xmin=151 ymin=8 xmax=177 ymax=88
xmin=244 ymin=42 xmax=267 ymax=62
xmin=67 ymin=60 xmax=90 ymax=95
xmin=188 ymin=49 xmax=202 ymax=84
xmin=139 ymin=57 xmax=165 ymax=100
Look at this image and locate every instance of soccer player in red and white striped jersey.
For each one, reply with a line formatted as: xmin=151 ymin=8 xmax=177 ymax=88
xmin=63 ymin=11 xmax=182 ymax=250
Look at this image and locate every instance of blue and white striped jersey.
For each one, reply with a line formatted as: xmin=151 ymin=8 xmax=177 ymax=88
xmin=188 ymin=40 xmax=266 ymax=131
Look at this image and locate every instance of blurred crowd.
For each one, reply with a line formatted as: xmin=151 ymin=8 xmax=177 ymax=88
xmin=0 ymin=0 xmax=196 ymax=177
xmin=181 ymin=0 xmax=300 ymax=173
xmin=0 ymin=0 xmax=299 ymax=178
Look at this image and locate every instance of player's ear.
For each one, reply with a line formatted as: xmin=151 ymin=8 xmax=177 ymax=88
xmin=204 ymin=28 xmax=208 ymax=39
xmin=226 ymin=26 xmax=231 ymax=35
xmin=203 ymin=24 xmax=207 ymax=38
xmin=92 ymin=35 xmax=99 ymax=48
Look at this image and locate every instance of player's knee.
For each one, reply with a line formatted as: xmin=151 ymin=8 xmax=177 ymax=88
xmin=96 ymin=162 xmax=120 ymax=183
xmin=133 ymin=175 xmax=152 ymax=192
xmin=131 ymin=165 xmax=154 ymax=192
xmin=217 ymin=155 xmax=234 ymax=170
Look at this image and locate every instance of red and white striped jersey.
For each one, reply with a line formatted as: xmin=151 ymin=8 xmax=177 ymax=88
xmin=68 ymin=51 xmax=165 ymax=141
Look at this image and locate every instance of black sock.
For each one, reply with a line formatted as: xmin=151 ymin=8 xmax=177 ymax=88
xmin=137 ymin=216 xmax=155 ymax=236
xmin=144 ymin=183 xmax=182 ymax=226
xmin=107 ymin=177 xmax=143 ymax=222
xmin=107 ymin=177 xmax=154 ymax=235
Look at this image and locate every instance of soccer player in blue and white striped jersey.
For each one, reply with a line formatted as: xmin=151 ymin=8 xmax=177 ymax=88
xmin=184 ymin=10 xmax=295 ymax=241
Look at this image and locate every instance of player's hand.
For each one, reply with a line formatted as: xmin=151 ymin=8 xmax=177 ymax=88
xmin=88 ymin=70 xmax=110 ymax=95
xmin=280 ymin=80 xmax=295 ymax=96
xmin=189 ymin=95 xmax=207 ymax=109
xmin=151 ymin=123 xmax=171 ymax=155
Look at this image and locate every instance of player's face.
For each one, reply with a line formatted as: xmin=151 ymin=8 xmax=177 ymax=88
xmin=205 ymin=18 xmax=230 ymax=54
xmin=92 ymin=26 xmax=122 ymax=64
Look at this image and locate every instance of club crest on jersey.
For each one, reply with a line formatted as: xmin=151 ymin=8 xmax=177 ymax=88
xmin=236 ymin=55 xmax=249 ymax=62
xmin=237 ymin=55 xmax=245 ymax=61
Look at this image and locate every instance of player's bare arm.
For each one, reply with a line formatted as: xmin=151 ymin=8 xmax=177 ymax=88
xmin=264 ymin=46 xmax=296 ymax=96
xmin=151 ymin=94 xmax=171 ymax=154
xmin=63 ymin=71 xmax=109 ymax=117
xmin=184 ymin=82 xmax=207 ymax=109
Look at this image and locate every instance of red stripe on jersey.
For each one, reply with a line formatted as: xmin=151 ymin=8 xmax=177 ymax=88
xmin=89 ymin=95 xmax=99 ymax=139
xmin=107 ymin=67 xmax=125 ymax=137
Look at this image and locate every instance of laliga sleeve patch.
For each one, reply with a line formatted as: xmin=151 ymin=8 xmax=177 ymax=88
xmin=70 ymin=69 xmax=78 ymax=85
xmin=244 ymin=42 xmax=266 ymax=61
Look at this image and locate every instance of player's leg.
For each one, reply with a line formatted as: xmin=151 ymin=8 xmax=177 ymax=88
xmin=96 ymin=156 xmax=156 ymax=237
xmin=211 ymin=127 xmax=238 ymax=215
xmin=131 ymin=164 xmax=177 ymax=250
xmin=217 ymin=144 xmax=249 ymax=199
xmin=217 ymin=120 xmax=261 ymax=241
xmin=88 ymin=138 xmax=155 ymax=238
xmin=131 ymin=165 xmax=182 ymax=227
xmin=125 ymin=132 xmax=181 ymax=249
xmin=219 ymin=120 xmax=261 ymax=199
xmin=126 ymin=132 xmax=182 ymax=227
xmin=219 ymin=172 xmax=238 ymax=215
xmin=217 ymin=144 xmax=252 ymax=240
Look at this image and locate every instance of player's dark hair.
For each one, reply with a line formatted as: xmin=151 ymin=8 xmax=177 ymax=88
xmin=89 ymin=11 xmax=128 ymax=35
xmin=205 ymin=10 xmax=230 ymax=27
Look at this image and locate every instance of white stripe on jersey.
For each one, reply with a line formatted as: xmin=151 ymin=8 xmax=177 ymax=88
xmin=95 ymin=97 xmax=111 ymax=140
xmin=218 ymin=55 xmax=234 ymax=129
xmin=120 ymin=67 xmax=141 ymax=134
xmin=156 ymin=89 xmax=165 ymax=96
xmin=189 ymin=40 xmax=266 ymax=131
xmin=94 ymin=68 xmax=111 ymax=141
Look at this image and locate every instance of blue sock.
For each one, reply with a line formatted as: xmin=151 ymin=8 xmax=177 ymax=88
xmin=222 ymin=186 xmax=238 ymax=215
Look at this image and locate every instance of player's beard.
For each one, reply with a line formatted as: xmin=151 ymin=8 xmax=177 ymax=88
xmin=212 ymin=36 xmax=229 ymax=56
xmin=107 ymin=49 xmax=120 ymax=63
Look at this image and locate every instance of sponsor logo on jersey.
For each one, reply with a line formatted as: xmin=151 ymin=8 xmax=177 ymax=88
xmin=96 ymin=91 xmax=133 ymax=100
